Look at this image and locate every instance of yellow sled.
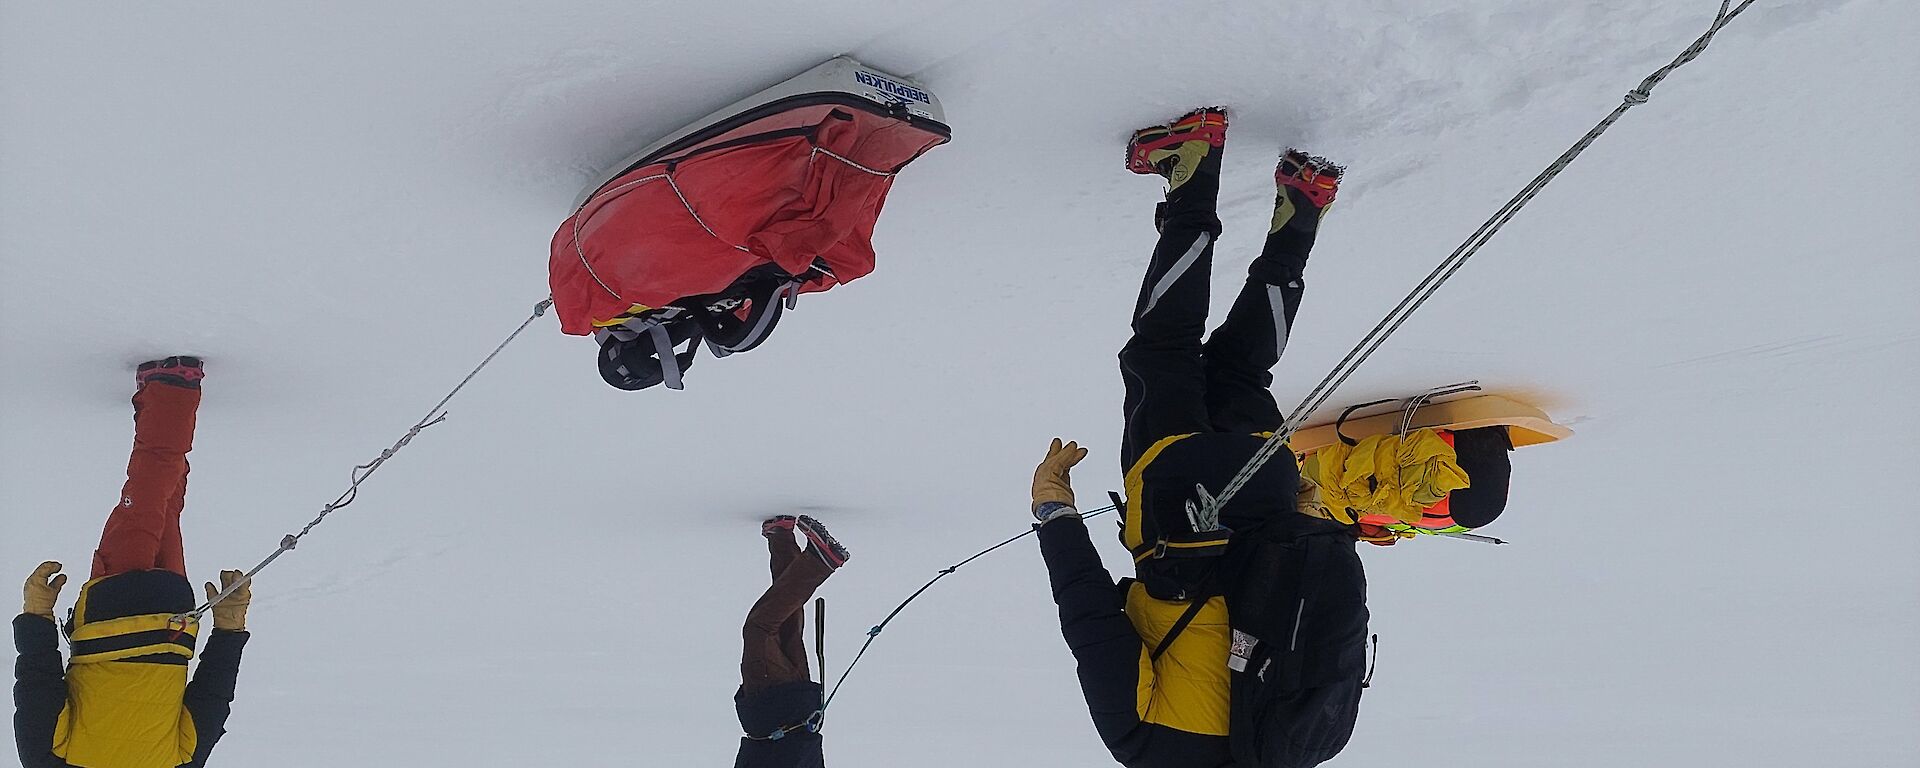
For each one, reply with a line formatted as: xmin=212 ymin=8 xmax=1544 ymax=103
xmin=1289 ymin=388 xmax=1571 ymax=457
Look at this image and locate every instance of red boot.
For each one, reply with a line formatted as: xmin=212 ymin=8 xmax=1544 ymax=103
xmin=1126 ymin=107 xmax=1228 ymax=191
xmin=1271 ymin=149 xmax=1344 ymax=233
xmin=136 ymin=356 xmax=205 ymax=390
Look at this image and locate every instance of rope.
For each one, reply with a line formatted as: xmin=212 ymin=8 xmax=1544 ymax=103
xmin=177 ymin=298 xmax=555 ymax=622
xmin=1203 ymin=0 xmax=1759 ymax=517
xmin=821 ymin=504 xmax=1117 ymax=709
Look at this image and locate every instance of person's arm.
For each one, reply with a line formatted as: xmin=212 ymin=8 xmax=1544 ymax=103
xmin=182 ymin=629 xmax=249 ymax=766
xmin=1031 ymin=440 xmax=1160 ymax=765
xmin=1038 ymin=514 xmax=1166 ymax=765
xmin=17 ymin=562 xmax=70 ymax=768
xmin=183 ymin=570 xmax=252 ymax=766
xmin=14 ymin=614 xmax=69 ymax=768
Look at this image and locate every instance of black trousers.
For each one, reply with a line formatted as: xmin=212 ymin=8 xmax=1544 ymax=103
xmin=1119 ymin=166 xmax=1318 ymax=470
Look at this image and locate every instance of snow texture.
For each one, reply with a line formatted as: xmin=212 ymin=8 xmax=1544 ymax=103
xmin=3 ymin=1 xmax=1916 ymax=766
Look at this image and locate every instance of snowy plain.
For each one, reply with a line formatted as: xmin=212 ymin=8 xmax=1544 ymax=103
xmin=3 ymin=0 xmax=1916 ymax=766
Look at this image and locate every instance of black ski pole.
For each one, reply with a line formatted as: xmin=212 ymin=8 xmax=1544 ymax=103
xmin=814 ymin=597 xmax=828 ymax=687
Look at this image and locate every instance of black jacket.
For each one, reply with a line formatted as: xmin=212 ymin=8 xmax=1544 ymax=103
xmin=733 ymin=681 xmax=824 ymax=768
xmin=14 ymin=611 xmax=249 ymax=768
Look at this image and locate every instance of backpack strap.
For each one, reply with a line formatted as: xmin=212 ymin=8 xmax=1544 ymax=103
xmin=1149 ymin=595 xmax=1212 ymax=662
xmin=700 ymin=278 xmax=800 ymax=356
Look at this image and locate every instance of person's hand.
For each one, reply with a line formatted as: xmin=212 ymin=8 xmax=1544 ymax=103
xmin=1032 ymin=438 xmax=1089 ymax=513
xmin=23 ymin=562 xmax=66 ymax=619
xmin=204 ymin=570 xmax=251 ymax=632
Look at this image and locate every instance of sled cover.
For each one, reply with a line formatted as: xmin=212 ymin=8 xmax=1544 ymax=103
xmin=550 ymin=57 xmax=951 ymax=335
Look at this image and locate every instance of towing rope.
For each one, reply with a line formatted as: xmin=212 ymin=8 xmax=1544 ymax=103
xmin=822 ymin=505 xmax=1118 ymax=709
xmin=1203 ymin=0 xmax=1758 ymax=518
xmin=177 ymin=298 xmax=555 ymax=622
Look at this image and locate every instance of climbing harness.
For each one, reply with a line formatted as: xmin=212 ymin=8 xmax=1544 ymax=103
xmin=1202 ymin=0 xmax=1761 ymax=522
xmin=175 ymin=299 xmax=555 ymax=623
xmin=821 ymin=504 xmax=1118 ymax=709
xmin=747 ymin=709 xmax=826 ymax=742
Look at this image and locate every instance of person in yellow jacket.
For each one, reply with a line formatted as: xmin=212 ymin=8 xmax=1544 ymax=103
xmin=1025 ymin=108 xmax=1365 ymax=768
xmin=13 ymin=357 xmax=255 ymax=768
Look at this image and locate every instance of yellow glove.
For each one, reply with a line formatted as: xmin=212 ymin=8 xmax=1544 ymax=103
xmin=204 ymin=570 xmax=251 ymax=632
xmin=23 ymin=562 xmax=67 ymax=619
xmin=1032 ymin=438 xmax=1089 ymax=513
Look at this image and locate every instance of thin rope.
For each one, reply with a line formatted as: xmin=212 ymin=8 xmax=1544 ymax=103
xmin=571 ymin=172 xmax=670 ymax=301
xmin=178 ymin=297 xmax=555 ymax=622
xmin=822 ymin=505 xmax=1117 ymax=710
xmin=665 ymin=173 xmax=755 ymax=254
xmin=809 ymin=147 xmax=896 ymax=177
xmin=1204 ymin=0 xmax=1758 ymax=517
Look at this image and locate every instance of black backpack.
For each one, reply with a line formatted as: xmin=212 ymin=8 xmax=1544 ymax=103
xmin=595 ymin=262 xmax=829 ymax=390
xmin=1220 ymin=516 xmax=1369 ymax=768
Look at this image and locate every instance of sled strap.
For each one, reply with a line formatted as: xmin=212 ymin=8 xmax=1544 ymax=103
xmin=1335 ymin=399 xmax=1394 ymax=447
xmin=1150 ymin=596 xmax=1211 ymax=662
xmin=647 ymin=323 xmax=687 ymax=390
xmin=708 ymin=280 xmax=799 ymax=356
xmin=1396 ymin=381 xmax=1482 ymax=435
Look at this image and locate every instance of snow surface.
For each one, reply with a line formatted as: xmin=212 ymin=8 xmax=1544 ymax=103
xmin=3 ymin=1 xmax=1916 ymax=765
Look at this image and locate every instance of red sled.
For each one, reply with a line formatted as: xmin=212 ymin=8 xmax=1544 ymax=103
xmin=549 ymin=56 xmax=952 ymax=390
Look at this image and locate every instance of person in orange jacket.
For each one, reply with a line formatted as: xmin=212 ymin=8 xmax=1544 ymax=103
xmin=14 ymin=356 xmax=254 ymax=768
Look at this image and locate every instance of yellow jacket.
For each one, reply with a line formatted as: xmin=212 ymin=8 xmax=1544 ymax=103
xmin=1299 ymin=429 xmax=1468 ymax=526
xmin=60 ymin=574 xmax=200 ymax=768
xmin=1125 ymin=585 xmax=1231 ymax=736
xmin=15 ymin=570 xmax=248 ymax=768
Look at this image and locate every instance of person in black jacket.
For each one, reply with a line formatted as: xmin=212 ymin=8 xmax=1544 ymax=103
xmin=733 ymin=514 xmax=850 ymax=768
xmin=1024 ymin=108 xmax=1368 ymax=768
xmin=14 ymin=356 xmax=254 ymax=768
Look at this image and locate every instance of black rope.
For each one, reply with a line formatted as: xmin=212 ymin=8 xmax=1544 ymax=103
xmin=821 ymin=504 xmax=1117 ymax=709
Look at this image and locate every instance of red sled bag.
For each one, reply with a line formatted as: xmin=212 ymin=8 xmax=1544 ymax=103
xmin=549 ymin=57 xmax=951 ymax=390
